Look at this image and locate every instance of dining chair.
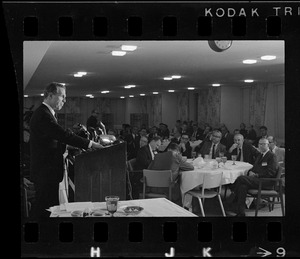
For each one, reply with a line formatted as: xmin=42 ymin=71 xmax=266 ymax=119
xmin=126 ymin=158 xmax=143 ymax=199
xmin=247 ymin=165 xmax=285 ymax=216
xmin=142 ymin=169 xmax=173 ymax=200
xmin=185 ymin=172 xmax=226 ymax=217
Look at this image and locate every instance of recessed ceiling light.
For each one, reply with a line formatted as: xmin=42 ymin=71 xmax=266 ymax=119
xmin=121 ymin=45 xmax=137 ymax=51
xmin=112 ymin=51 xmax=126 ymax=56
xmin=153 ymin=92 xmax=159 ymax=95
xmin=242 ymin=59 xmax=257 ymax=64
xmin=164 ymin=77 xmax=173 ymax=80
xmin=261 ymin=55 xmax=276 ymax=60
xmin=89 ymin=96 xmax=94 ymax=98
xmin=212 ymin=84 xmax=220 ymax=87
xmin=124 ymin=85 xmax=136 ymax=89
xmin=101 ymin=91 xmax=110 ymax=94
xmin=40 ymin=93 xmax=44 ymax=96
xmin=86 ymin=94 xmax=93 ymax=97
xmin=172 ymin=75 xmax=181 ymax=79
xmin=74 ymin=74 xmax=83 ymax=77
xmin=140 ymin=94 xmax=145 ymax=96
xmin=129 ymin=95 xmax=134 ymax=98
xmin=120 ymin=96 xmax=125 ymax=99
xmin=77 ymin=72 xmax=87 ymax=75
xmin=244 ymin=79 xmax=254 ymax=83
xmin=168 ymin=90 xmax=175 ymax=92
xmin=24 ymin=95 xmax=28 ymax=97
xmin=188 ymin=87 xmax=195 ymax=90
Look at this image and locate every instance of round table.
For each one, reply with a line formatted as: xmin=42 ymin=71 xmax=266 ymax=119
xmin=180 ymin=159 xmax=253 ymax=208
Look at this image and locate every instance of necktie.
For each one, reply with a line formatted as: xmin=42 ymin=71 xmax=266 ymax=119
xmin=212 ymin=144 xmax=216 ymax=159
xmin=256 ymin=153 xmax=263 ymax=164
xmin=237 ymin=148 xmax=241 ymax=161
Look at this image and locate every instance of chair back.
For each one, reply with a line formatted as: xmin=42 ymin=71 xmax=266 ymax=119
xmin=143 ymin=169 xmax=172 ymax=188
xmin=202 ymin=172 xmax=223 ymax=193
xmin=275 ymin=165 xmax=283 ymax=179
xmin=127 ymin=158 xmax=137 ymax=171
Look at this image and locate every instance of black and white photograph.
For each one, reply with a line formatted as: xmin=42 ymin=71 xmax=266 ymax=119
xmin=22 ymin=40 xmax=285 ymax=218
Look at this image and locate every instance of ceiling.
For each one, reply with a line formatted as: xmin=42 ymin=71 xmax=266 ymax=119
xmin=24 ymin=40 xmax=284 ymax=98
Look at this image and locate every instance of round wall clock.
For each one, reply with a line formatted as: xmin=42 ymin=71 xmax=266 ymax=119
xmin=208 ymin=40 xmax=232 ymax=52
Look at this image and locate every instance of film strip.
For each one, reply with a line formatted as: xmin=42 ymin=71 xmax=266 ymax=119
xmin=2 ymin=0 xmax=300 ymax=257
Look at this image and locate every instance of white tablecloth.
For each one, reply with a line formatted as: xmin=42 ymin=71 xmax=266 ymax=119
xmin=180 ymin=160 xmax=253 ymax=208
xmin=49 ymin=198 xmax=197 ymax=217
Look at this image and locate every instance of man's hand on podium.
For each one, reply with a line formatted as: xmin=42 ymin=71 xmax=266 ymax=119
xmin=91 ymin=141 xmax=105 ymax=149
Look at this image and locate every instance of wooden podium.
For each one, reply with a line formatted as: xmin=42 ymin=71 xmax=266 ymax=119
xmin=74 ymin=142 xmax=126 ymax=202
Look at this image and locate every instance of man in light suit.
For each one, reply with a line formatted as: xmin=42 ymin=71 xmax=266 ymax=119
xmin=197 ymin=130 xmax=227 ymax=158
xmin=147 ymin=143 xmax=194 ymax=205
xmin=29 ymin=82 xmax=104 ymax=219
xmin=227 ymin=134 xmax=260 ymax=165
xmin=228 ymin=138 xmax=277 ymax=216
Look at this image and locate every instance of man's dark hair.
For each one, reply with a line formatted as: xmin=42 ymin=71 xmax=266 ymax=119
xmin=43 ymin=82 xmax=65 ymax=98
xmin=149 ymin=136 xmax=161 ymax=142
xmin=167 ymin=142 xmax=180 ymax=151
xmin=260 ymin=126 xmax=268 ymax=131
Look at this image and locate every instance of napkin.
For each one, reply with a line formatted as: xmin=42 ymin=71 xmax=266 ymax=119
xmin=62 ymin=202 xmax=94 ymax=212
xmin=193 ymin=156 xmax=205 ymax=168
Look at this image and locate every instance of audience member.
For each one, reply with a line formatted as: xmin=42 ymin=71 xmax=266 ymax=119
xmin=172 ymin=119 xmax=182 ymax=134
xmin=267 ymin=136 xmax=285 ymax=166
xmin=148 ymin=142 xmax=194 ymax=205
xmin=124 ymin=125 xmax=141 ymax=160
xmin=200 ymin=125 xmax=212 ymax=141
xmin=220 ymin=124 xmax=234 ymax=151
xmin=169 ymin=130 xmax=182 ymax=145
xmin=227 ymin=134 xmax=260 ymax=164
xmin=139 ymin=128 xmax=148 ymax=138
xmin=196 ymin=130 xmax=227 ymax=158
xmin=227 ymin=138 xmax=277 ymax=216
xmin=158 ymin=123 xmax=170 ymax=139
xmin=179 ymin=134 xmax=192 ymax=158
xmin=135 ymin=136 xmax=162 ymax=170
xmin=181 ymin=121 xmax=192 ymax=137
xmin=190 ymin=123 xmax=203 ymax=141
xmin=239 ymin=123 xmax=248 ymax=139
xmin=233 ymin=129 xmax=240 ymax=135
xmin=86 ymin=109 xmax=99 ymax=130
xmin=148 ymin=126 xmax=159 ymax=140
xmin=139 ymin=136 xmax=148 ymax=148
xmin=253 ymin=126 xmax=268 ymax=147
xmin=246 ymin=124 xmax=257 ymax=144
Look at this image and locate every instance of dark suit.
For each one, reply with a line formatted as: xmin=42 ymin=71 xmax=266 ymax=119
xmin=181 ymin=141 xmax=192 ymax=159
xmin=148 ymin=151 xmax=194 ymax=205
xmin=124 ymin=133 xmax=141 ymax=160
xmin=29 ymin=104 xmax=90 ymax=218
xmin=220 ymin=132 xmax=234 ymax=151
xmin=86 ymin=115 xmax=98 ymax=129
xmin=135 ymin=144 xmax=153 ymax=170
xmin=191 ymin=128 xmax=204 ymax=140
xmin=232 ymin=150 xmax=277 ymax=214
xmin=227 ymin=142 xmax=260 ymax=165
xmin=198 ymin=141 xmax=227 ymax=158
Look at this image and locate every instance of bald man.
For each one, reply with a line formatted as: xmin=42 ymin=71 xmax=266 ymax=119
xmin=227 ymin=134 xmax=260 ymax=165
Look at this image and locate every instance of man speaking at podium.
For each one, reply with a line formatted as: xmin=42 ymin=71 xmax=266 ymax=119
xmin=29 ymin=82 xmax=104 ymax=219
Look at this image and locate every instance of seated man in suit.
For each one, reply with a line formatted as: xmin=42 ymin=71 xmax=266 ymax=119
xmin=227 ymin=138 xmax=277 ymax=216
xmin=197 ymin=130 xmax=227 ymax=158
xmin=267 ymin=136 xmax=285 ymax=166
xmin=179 ymin=134 xmax=192 ymax=158
xmin=227 ymin=134 xmax=260 ymax=165
xmin=147 ymin=143 xmax=194 ymax=205
xmin=190 ymin=123 xmax=203 ymax=141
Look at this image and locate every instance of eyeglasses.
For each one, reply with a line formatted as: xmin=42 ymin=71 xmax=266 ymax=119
xmin=212 ymin=135 xmax=221 ymax=138
xmin=258 ymin=143 xmax=268 ymax=145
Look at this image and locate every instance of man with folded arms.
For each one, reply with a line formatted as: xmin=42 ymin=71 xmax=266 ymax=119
xmin=227 ymin=134 xmax=260 ymax=164
xmin=227 ymin=138 xmax=277 ymax=216
xmin=147 ymin=143 xmax=194 ymax=206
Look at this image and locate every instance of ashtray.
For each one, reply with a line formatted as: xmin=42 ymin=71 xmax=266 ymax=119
xmin=91 ymin=210 xmax=106 ymax=217
xmin=71 ymin=210 xmax=83 ymax=217
xmin=123 ymin=206 xmax=144 ymax=215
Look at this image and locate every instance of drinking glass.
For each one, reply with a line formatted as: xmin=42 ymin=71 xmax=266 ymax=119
xmin=192 ymin=151 xmax=197 ymax=160
xmin=231 ymin=155 xmax=237 ymax=165
xmin=105 ymin=195 xmax=119 ymax=217
xmin=219 ymin=152 xmax=224 ymax=158
xmin=215 ymin=157 xmax=222 ymax=168
xmin=221 ymin=156 xmax=227 ymax=166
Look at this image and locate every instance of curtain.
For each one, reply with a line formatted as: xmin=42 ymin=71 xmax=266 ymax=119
xmin=177 ymin=92 xmax=189 ymax=122
xmin=197 ymin=87 xmax=221 ymax=128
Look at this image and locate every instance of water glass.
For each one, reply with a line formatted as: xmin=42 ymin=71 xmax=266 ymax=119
xmin=105 ymin=195 xmax=119 ymax=217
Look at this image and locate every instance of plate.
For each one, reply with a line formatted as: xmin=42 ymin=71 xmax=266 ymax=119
xmin=123 ymin=206 xmax=144 ymax=215
xmin=91 ymin=210 xmax=106 ymax=217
